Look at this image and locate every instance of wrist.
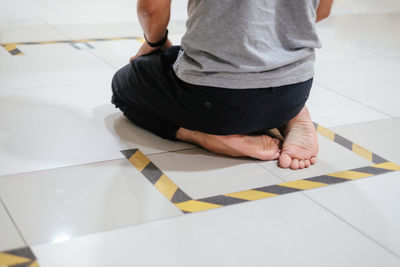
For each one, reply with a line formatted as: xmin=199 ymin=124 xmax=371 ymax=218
xmin=144 ymin=29 xmax=169 ymax=47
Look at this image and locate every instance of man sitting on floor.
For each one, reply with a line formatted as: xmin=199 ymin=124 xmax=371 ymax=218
xmin=111 ymin=0 xmax=334 ymax=170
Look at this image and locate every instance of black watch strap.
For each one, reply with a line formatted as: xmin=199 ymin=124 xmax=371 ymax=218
xmin=144 ymin=29 xmax=169 ymax=47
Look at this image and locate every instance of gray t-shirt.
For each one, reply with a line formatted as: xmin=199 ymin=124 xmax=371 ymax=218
xmin=173 ymin=0 xmax=321 ymax=89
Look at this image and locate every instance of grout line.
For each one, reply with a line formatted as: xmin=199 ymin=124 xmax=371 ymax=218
xmin=0 ymin=147 xmax=200 ymax=179
xmin=0 ymin=197 xmax=30 ymax=248
xmin=256 ymin=162 xmax=288 ymax=183
xmin=314 ymin=81 xmax=396 ymax=120
xmin=302 ymin=193 xmax=400 ymax=260
xmin=144 ymin=146 xmax=199 ymax=157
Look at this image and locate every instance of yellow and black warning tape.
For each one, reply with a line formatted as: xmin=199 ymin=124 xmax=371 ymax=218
xmin=1 ymin=36 xmax=144 ymax=56
xmin=122 ymin=122 xmax=400 ymax=214
xmin=313 ymin=122 xmax=387 ymax=164
xmin=0 ymin=246 xmax=39 ymax=267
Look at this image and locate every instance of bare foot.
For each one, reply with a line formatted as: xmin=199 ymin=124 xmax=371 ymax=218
xmin=176 ymin=128 xmax=281 ymax=161
xmin=278 ymin=106 xmax=319 ymax=170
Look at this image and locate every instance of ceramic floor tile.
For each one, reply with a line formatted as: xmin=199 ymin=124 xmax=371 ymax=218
xmin=0 ymin=18 xmax=45 ymax=28
xmin=0 ymin=200 xmax=25 ymax=251
xmin=52 ymin=21 xmax=186 ymax=40
xmin=259 ymin=134 xmax=372 ymax=182
xmin=148 ymin=148 xmax=282 ymax=199
xmin=332 ymin=119 xmax=400 ymax=165
xmin=32 ymin=193 xmax=400 ymax=267
xmin=0 ymin=83 xmax=194 ymax=176
xmin=0 ymin=159 xmax=182 ymax=246
xmin=315 ymin=59 xmax=400 ymax=117
xmin=0 ymin=43 xmax=116 ymax=90
xmin=90 ymin=34 xmax=184 ymax=69
xmin=306 ymin=171 xmax=400 ymax=256
xmin=332 ymin=0 xmax=400 ymax=14
xmin=316 ymin=35 xmax=380 ymax=63
xmin=87 ymin=40 xmax=142 ymax=69
xmin=0 ymin=24 xmax=66 ymax=43
xmin=374 ymin=49 xmax=400 ymax=61
xmin=307 ymin=84 xmax=389 ymax=127
xmin=315 ymin=14 xmax=400 ymax=51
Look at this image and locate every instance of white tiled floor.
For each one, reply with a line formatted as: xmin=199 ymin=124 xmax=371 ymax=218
xmin=1 ymin=0 xmax=400 ymax=266
xmin=0 ymin=159 xmax=182 ymax=245
xmin=0 ymin=200 xmax=26 ymax=251
xmin=315 ymin=59 xmax=400 ymax=117
xmin=31 ymin=193 xmax=400 ymax=267
xmin=148 ymin=149 xmax=283 ymax=199
xmin=0 ymin=83 xmax=193 ymax=176
xmin=306 ymin=171 xmax=400 ymax=256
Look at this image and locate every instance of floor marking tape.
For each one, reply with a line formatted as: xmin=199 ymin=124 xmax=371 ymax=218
xmin=0 ymin=247 xmax=39 ymax=267
xmin=122 ymin=122 xmax=400 ymax=214
xmin=121 ymin=149 xmax=191 ymax=203
xmin=1 ymin=44 xmax=24 ymax=56
xmin=314 ymin=122 xmax=386 ymax=164
xmin=0 ymin=36 xmax=143 ymax=55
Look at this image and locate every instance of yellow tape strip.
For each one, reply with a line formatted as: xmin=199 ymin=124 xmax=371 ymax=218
xmin=279 ymin=180 xmax=326 ymax=190
xmin=154 ymin=174 xmax=178 ymax=200
xmin=128 ymin=150 xmax=150 ymax=172
xmin=0 ymin=252 xmax=31 ymax=265
xmin=328 ymin=170 xmax=373 ymax=180
xmin=2 ymin=44 xmax=24 ymax=55
xmin=175 ymin=200 xmax=222 ymax=213
xmin=352 ymin=143 xmax=373 ymax=162
xmin=37 ymin=41 xmax=59 ymax=45
xmin=372 ymin=162 xmax=400 ymax=171
xmin=317 ymin=125 xmax=335 ymax=141
xmin=224 ymin=190 xmax=276 ymax=201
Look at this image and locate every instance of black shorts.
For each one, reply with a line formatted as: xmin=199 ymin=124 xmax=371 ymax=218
xmin=111 ymin=46 xmax=312 ymax=140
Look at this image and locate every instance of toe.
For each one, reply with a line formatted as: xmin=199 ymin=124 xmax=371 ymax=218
xmin=299 ymin=160 xmax=305 ymax=169
xmin=278 ymin=152 xmax=292 ymax=168
xmin=291 ymin=159 xmax=299 ymax=170
xmin=304 ymin=159 xmax=310 ymax=168
xmin=273 ymin=149 xmax=281 ymax=160
xmin=310 ymin=157 xmax=317 ymax=165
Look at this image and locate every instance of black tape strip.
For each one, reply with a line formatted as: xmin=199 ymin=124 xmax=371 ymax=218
xmin=351 ymin=166 xmax=392 ymax=175
xmin=121 ymin=149 xmax=138 ymax=159
xmin=372 ymin=154 xmax=389 ymax=164
xmin=171 ymin=188 xmax=192 ymax=203
xmin=198 ymin=195 xmax=247 ymax=206
xmin=334 ymin=134 xmax=353 ymax=151
xmin=3 ymin=247 xmax=36 ymax=260
xmin=141 ymin=161 xmax=163 ymax=184
xmin=9 ymin=48 xmax=22 ymax=55
xmin=305 ymin=175 xmax=349 ymax=184
xmin=254 ymin=184 xmax=301 ymax=194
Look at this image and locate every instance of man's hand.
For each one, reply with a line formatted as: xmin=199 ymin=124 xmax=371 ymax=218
xmin=129 ymin=38 xmax=173 ymax=63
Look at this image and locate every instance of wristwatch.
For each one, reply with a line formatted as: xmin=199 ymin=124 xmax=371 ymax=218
xmin=144 ymin=29 xmax=169 ymax=47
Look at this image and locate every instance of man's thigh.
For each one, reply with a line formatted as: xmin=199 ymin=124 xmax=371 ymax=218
xmin=112 ymin=46 xmax=185 ymax=124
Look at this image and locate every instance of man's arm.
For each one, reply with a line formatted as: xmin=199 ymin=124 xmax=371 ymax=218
xmin=137 ymin=0 xmax=171 ymax=42
xmin=316 ymin=0 xmax=334 ymax=22
xmin=130 ymin=0 xmax=172 ymax=62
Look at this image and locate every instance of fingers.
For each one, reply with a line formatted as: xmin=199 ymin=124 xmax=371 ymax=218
xmin=129 ymin=39 xmax=173 ymax=63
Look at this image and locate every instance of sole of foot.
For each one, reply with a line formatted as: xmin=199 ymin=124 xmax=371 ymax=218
xmin=278 ymin=106 xmax=319 ymax=170
xmin=176 ymin=128 xmax=281 ymax=161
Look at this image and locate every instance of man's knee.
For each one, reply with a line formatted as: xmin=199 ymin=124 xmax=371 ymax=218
xmin=111 ymin=64 xmax=131 ymax=109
